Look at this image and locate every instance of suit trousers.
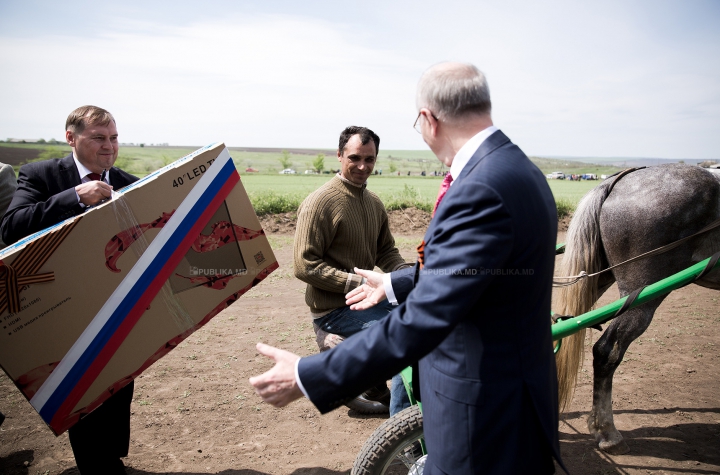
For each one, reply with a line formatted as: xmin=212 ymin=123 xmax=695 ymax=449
xmin=68 ymin=381 xmax=134 ymax=475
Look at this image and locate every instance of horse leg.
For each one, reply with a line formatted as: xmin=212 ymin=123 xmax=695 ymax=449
xmin=587 ymin=297 xmax=665 ymax=454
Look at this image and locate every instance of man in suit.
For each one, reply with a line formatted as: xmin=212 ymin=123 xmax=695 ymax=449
xmin=0 ymin=161 xmax=17 ymax=250
xmin=250 ymin=63 xmax=566 ymax=474
xmin=1 ymin=105 xmax=138 ymax=475
xmin=0 ymin=161 xmax=17 ymax=427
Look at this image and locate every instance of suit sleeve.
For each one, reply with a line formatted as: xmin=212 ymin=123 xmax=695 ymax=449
xmin=1 ymin=165 xmax=82 ymax=245
xmin=389 ymin=266 xmax=416 ymax=303
xmin=298 ymin=180 xmax=515 ymax=413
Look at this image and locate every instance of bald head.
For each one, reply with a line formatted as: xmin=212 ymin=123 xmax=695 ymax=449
xmin=416 ymin=62 xmax=491 ymax=122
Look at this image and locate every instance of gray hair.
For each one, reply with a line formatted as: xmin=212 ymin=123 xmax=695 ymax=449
xmin=416 ymin=62 xmax=491 ymax=121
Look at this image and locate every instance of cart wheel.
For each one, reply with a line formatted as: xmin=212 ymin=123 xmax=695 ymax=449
xmin=345 ymin=394 xmax=390 ymax=414
xmin=352 ymin=405 xmax=425 ymax=475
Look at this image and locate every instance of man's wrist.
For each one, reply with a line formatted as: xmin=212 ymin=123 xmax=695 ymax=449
xmin=383 ymin=273 xmax=398 ymax=305
xmin=294 ymin=358 xmax=309 ymax=399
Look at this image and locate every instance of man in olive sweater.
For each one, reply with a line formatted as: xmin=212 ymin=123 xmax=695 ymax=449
xmin=293 ymin=126 xmax=411 ymax=415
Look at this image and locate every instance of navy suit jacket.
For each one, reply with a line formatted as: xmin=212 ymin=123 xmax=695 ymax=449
xmin=1 ymin=154 xmax=138 ymax=245
xmin=298 ymin=131 xmax=565 ymax=474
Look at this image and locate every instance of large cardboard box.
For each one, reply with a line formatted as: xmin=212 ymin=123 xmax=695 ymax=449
xmin=0 ymin=143 xmax=277 ymax=435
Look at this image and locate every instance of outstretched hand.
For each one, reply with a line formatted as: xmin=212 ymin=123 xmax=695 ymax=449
xmin=249 ymin=343 xmax=303 ymax=407
xmin=345 ymin=267 xmax=387 ymax=310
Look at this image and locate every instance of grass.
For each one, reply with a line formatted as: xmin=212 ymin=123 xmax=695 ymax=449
xmin=555 ymin=197 xmax=576 ymax=220
xmin=2 ymin=141 xmax=613 ymax=216
xmin=249 ymin=191 xmax=304 ymax=215
xmin=245 ymin=176 xmax=591 ymax=217
xmin=383 ymin=184 xmax=433 ymax=212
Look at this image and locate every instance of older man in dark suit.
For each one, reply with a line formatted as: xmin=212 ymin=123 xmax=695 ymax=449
xmin=250 ymin=63 xmax=566 ymax=474
xmin=1 ymin=105 xmax=138 ymax=475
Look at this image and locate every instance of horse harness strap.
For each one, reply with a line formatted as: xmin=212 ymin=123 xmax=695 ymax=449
xmin=554 ymin=165 xmax=720 ymax=287
xmin=554 ymin=216 xmax=720 ymax=287
xmin=553 ymin=250 xmax=720 ymax=331
xmin=697 ymin=250 xmax=720 ymax=281
xmin=603 ymin=166 xmax=646 ymax=199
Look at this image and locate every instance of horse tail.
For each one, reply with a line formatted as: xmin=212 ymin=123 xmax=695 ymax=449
xmin=555 ymin=182 xmax=611 ymax=412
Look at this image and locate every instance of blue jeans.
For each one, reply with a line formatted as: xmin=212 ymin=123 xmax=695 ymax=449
xmin=315 ymin=300 xmax=411 ymax=416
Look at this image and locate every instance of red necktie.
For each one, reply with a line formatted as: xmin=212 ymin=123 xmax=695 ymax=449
xmin=432 ymin=173 xmax=453 ymax=217
xmin=418 ymin=173 xmax=454 ymax=268
xmin=87 ymin=173 xmax=102 ymax=181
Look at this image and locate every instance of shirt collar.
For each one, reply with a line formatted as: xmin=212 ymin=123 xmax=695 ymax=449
xmin=449 ymin=125 xmax=499 ymax=184
xmin=335 ymin=172 xmax=366 ymax=188
xmin=73 ymin=153 xmax=109 ymax=184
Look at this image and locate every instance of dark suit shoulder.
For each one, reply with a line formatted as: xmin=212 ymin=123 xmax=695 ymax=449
xmin=19 ymin=155 xmax=72 ymax=175
xmin=110 ymin=167 xmax=139 ymax=187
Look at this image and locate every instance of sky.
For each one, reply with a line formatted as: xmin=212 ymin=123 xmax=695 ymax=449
xmin=1 ymin=0 xmax=719 ymax=159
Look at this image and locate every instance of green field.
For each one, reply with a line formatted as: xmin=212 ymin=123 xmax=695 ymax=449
xmin=0 ymin=142 xmax=613 ymax=215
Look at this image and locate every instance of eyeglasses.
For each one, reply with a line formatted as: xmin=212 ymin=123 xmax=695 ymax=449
xmin=413 ymin=111 xmax=438 ymax=134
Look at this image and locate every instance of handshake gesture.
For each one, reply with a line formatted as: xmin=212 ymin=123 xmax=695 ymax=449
xmin=249 ymin=267 xmax=384 ymax=407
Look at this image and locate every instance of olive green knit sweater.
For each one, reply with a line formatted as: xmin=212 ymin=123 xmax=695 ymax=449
xmin=293 ymin=176 xmax=410 ymax=315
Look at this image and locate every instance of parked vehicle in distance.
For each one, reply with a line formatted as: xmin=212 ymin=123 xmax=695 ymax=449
xmin=279 ymin=169 xmax=297 ymax=174
xmin=245 ymin=167 xmax=258 ymax=173
xmin=706 ymin=166 xmax=720 ymax=176
xmin=304 ymin=170 xmax=318 ymax=174
xmin=581 ymin=173 xmax=597 ymax=180
xmin=546 ymin=171 xmax=565 ymax=179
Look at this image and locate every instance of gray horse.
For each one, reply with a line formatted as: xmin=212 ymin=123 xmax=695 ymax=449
xmin=554 ymin=163 xmax=720 ymax=454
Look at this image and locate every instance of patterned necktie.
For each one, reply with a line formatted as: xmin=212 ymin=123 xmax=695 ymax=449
xmin=87 ymin=173 xmax=102 ymax=181
xmin=418 ymin=173 xmax=454 ymax=269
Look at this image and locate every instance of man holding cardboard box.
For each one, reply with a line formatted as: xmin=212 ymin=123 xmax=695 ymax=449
xmin=1 ymin=105 xmax=138 ymax=474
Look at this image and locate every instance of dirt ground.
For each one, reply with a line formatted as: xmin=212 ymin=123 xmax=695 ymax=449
xmin=1 ymin=220 xmax=718 ymax=475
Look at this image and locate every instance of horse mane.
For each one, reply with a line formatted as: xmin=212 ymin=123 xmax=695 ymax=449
xmin=554 ymin=180 xmax=611 ymax=412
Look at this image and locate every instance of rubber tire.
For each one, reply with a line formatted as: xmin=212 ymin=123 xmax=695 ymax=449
xmin=345 ymin=395 xmax=390 ymax=415
xmin=352 ymin=405 xmax=425 ymax=475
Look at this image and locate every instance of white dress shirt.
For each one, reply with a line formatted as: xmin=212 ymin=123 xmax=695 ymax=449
xmin=383 ymin=125 xmax=499 ymax=304
xmin=73 ymin=154 xmax=110 ymax=206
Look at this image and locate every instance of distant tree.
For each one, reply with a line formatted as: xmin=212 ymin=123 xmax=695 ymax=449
xmin=388 ymin=162 xmax=397 ymax=173
xmin=48 ymin=138 xmax=58 ymax=144
xmin=313 ymin=154 xmax=325 ymax=173
xmin=140 ymin=143 xmax=145 ymax=148
xmin=37 ymin=138 xmax=46 ymax=143
xmin=279 ymin=150 xmax=292 ymax=169
xmin=678 ymin=160 xmax=684 ymax=164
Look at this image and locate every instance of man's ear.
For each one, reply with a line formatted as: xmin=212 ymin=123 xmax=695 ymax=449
xmin=423 ymin=110 xmax=439 ymax=137
xmin=337 ymin=150 xmax=342 ymax=162
xmin=65 ymin=130 xmax=75 ymax=147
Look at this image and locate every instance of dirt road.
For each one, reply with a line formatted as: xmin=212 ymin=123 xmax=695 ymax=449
xmin=1 ymin=226 xmax=718 ymax=474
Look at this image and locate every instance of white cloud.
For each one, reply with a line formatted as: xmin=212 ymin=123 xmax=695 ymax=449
xmin=1 ymin=1 xmax=719 ymax=158
xmin=0 ymin=14 xmax=426 ymax=148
